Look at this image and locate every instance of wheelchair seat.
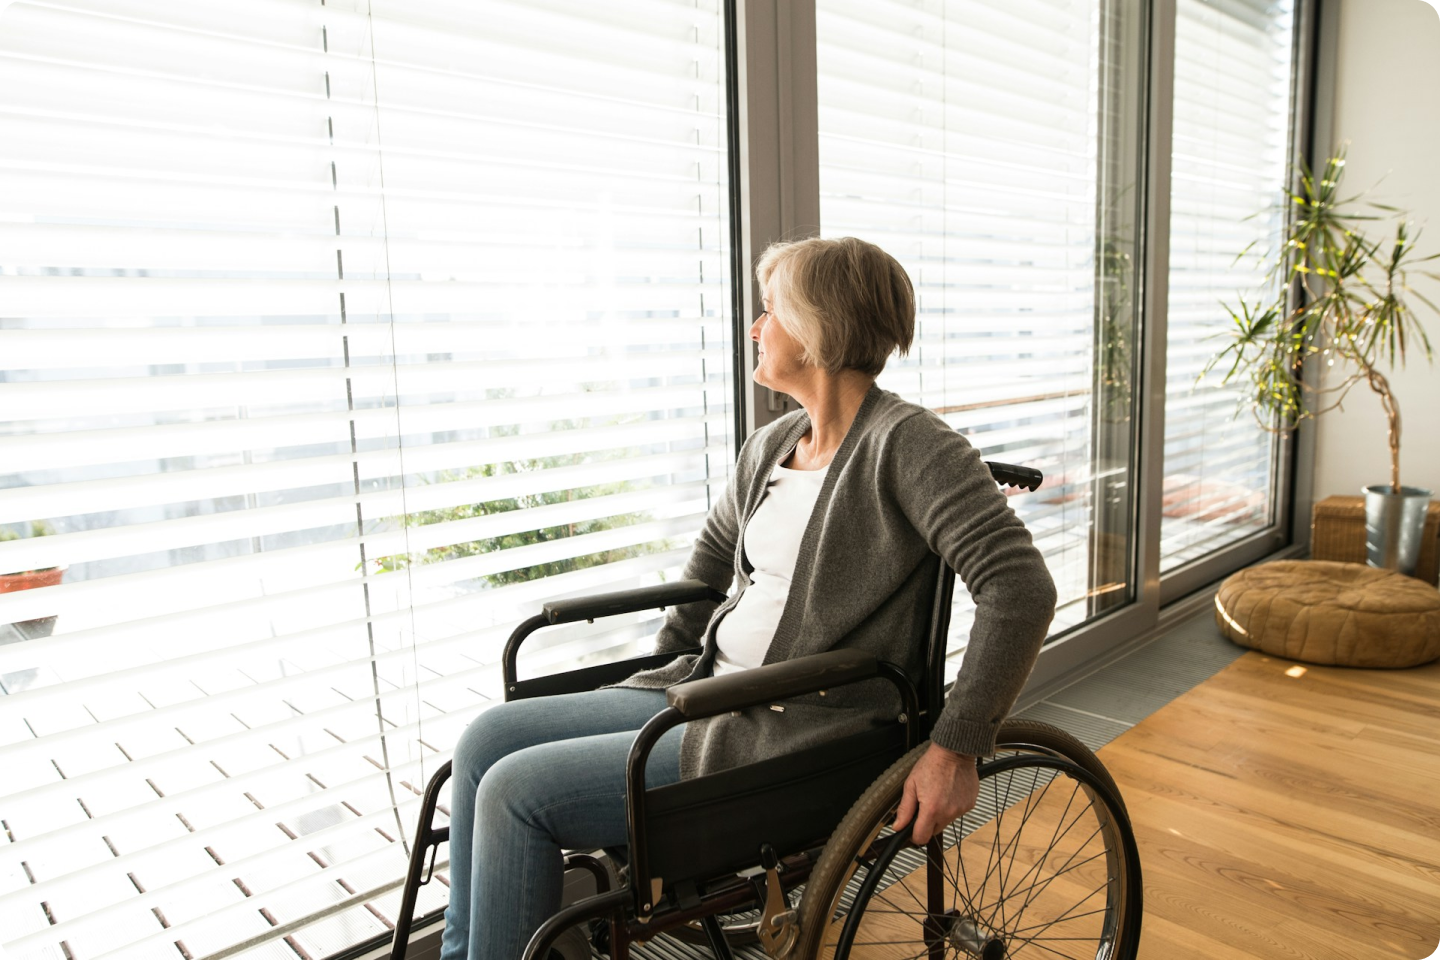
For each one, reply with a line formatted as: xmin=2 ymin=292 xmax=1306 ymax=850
xmin=641 ymin=722 xmax=907 ymax=887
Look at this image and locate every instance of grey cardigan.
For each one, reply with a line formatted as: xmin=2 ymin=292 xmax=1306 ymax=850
xmin=608 ymin=384 xmax=1058 ymax=780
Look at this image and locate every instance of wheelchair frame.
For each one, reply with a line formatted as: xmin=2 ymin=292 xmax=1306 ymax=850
xmin=388 ymin=463 xmax=1051 ymax=960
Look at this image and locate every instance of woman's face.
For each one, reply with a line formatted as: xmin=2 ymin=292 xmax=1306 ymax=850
xmin=749 ymin=294 xmax=808 ymax=391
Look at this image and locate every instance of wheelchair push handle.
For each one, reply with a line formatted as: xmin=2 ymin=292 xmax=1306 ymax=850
xmin=984 ymin=461 xmax=1043 ymax=492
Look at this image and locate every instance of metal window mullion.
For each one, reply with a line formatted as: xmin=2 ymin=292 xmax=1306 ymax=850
xmin=1287 ymin=0 xmax=1328 ymax=555
xmin=734 ymin=0 xmax=820 ymax=437
xmin=1134 ymin=0 xmax=1177 ymax=620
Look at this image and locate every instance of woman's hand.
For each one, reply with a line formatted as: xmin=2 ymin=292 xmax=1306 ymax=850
xmin=892 ymin=742 xmax=979 ymax=844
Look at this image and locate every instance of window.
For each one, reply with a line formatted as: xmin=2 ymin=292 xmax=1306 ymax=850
xmin=1161 ymin=0 xmax=1297 ymax=571
xmin=0 ymin=1 xmax=731 ymax=956
xmin=816 ymin=0 xmax=1147 ymax=653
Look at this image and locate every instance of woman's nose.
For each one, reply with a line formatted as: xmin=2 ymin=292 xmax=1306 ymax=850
xmin=749 ymin=314 xmax=763 ymax=340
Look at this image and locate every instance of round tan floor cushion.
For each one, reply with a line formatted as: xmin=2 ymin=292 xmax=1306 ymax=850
xmin=1215 ymin=560 xmax=1440 ymax=667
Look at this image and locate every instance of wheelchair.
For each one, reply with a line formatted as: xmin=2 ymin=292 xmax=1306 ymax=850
xmin=389 ymin=463 xmax=1143 ymax=960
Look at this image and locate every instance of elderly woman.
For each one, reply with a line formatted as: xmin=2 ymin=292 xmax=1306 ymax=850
xmin=439 ymin=237 xmax=1057 ymax=960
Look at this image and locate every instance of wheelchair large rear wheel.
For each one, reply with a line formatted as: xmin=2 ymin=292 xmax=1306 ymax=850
xmin=794 ymin=719 xmax=1141 ymax=960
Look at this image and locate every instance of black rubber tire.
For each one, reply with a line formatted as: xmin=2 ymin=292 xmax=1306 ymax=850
xmin=794 ymin=718 xmax=1142 ymax=960
xmin=978 ymin=718 xmax=1129 ymax=813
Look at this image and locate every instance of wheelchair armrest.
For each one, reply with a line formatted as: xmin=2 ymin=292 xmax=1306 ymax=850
xmin=504 ymin=579 xmax=725 ymax=696
xmin=665 ymin=648 xmax=879 ymax=719
xmin=541 ymin=579 xmax=727 ymax=625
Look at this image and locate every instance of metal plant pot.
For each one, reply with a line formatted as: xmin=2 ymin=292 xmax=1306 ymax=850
xmin=1363 ymin=485 xmax=1433 ymax=577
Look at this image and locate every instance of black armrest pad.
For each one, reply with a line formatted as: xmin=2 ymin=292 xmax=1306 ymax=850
xmin=542 ymin=579 xmax=726 ymax=625
xmin=666 ymin=649 xmax=878 ymax=719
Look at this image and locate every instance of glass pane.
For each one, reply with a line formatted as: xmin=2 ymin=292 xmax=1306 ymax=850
xmin=0 ymin=0 xmax=733 ymax=956
xmin=1161 ymin=0 xmax=1296 ymax=572
xmin=816 ymin=0 xmax=1147 ymax=664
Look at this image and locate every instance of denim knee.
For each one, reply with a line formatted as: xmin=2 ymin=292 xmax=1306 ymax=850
xmin=453 ymin=700 xmax=529 ymax=785
xmin=473 ymin=750 xmax=541 ymax=827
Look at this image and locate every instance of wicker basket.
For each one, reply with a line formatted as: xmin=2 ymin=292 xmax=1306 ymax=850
xmin=1311 ymin=495 xmax=1440 ymax=585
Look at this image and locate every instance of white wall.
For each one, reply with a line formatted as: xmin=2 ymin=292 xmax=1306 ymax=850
xmin=1312 ymin=0 xmax=1440 ymax=500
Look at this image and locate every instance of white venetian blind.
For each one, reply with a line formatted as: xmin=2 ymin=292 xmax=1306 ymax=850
xmin=816 ymin=0 xmax=1138 ymax=640
xmin=0 ymin=0 xmax=732 ymax=957
xmin=1161 ymin=0 xmax=1295 ymax=570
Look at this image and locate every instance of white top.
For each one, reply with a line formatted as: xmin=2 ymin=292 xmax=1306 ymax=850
xmin=711 ymin=457 xmax=828 ymax=677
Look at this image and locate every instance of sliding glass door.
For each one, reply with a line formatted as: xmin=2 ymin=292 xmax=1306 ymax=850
xmin=816 ymin=0 xmax=1149 ymax=673
xmin=1161 ymin=0 xmax=1298 ymax=583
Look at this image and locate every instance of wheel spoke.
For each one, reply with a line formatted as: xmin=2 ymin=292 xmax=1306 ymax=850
xmin=983 ymin=774 xmax=1082 ymax=933
xmin=992 ymin=760 xmax=1049 ymax=933
xmin=869 ymin=889 xmax=930 ymax=920
xmin=977 ymin=770 xmax=1063 ymax=933
xmin=984 ymin=839 xmax=1108 ymax=925
xmin=1006 ymin=934 xmax=1087 ymax=960
xmin=938 ymin=827 xmax=982 ymax=923
xmin=848 ymin=906 xmax=933 ymax=916
xmin=1007 ymin=902 xmax=1110 ymax=936
xmin=1005 ymin=913 xmax=1120 ymax=959
xmin=1002 ymin=820 xmax=1109 ymax=941
xmin=948 ymin=811 xmax=984 ymax=921
xmin=981 ymin=754 xmax=1023 ymax=921
xmin=996 ymin=771 xmax=1077 ymax=898
xmin=1015 ymin=936 xmax=1119 ymax=942
xmin=885 ymin=860 xmax=935 ymax=918
xmin=991 ymin=778 xmax=1099 ymax=935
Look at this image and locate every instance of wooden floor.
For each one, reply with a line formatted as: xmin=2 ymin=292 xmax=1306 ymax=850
xmin=1099 ymin=651 xmax=1440 ymax=959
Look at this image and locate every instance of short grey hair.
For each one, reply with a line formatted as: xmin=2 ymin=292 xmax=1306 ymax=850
xmin=755 ymin=237 xmax=915 ymax=377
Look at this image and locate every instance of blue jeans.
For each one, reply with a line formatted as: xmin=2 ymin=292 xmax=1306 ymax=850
xmin=439 ymin=688 xmax=683 ymax=960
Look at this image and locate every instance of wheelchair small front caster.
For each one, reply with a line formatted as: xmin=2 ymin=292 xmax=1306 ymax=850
xmin=546 ymin=924 xmax=594 ymax=960
xmin=587 ymin=918 xmax=610 ymax=957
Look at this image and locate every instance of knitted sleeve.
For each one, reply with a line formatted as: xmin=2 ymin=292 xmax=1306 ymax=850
xmin=881 ymin=410 xmax=1058 ymax=756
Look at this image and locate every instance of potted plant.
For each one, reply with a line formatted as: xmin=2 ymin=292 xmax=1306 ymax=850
xmin=0 ymin=521 xmax=65 ymax=640
xmin=1203 ymin=149 xmax=1438 ymax=574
